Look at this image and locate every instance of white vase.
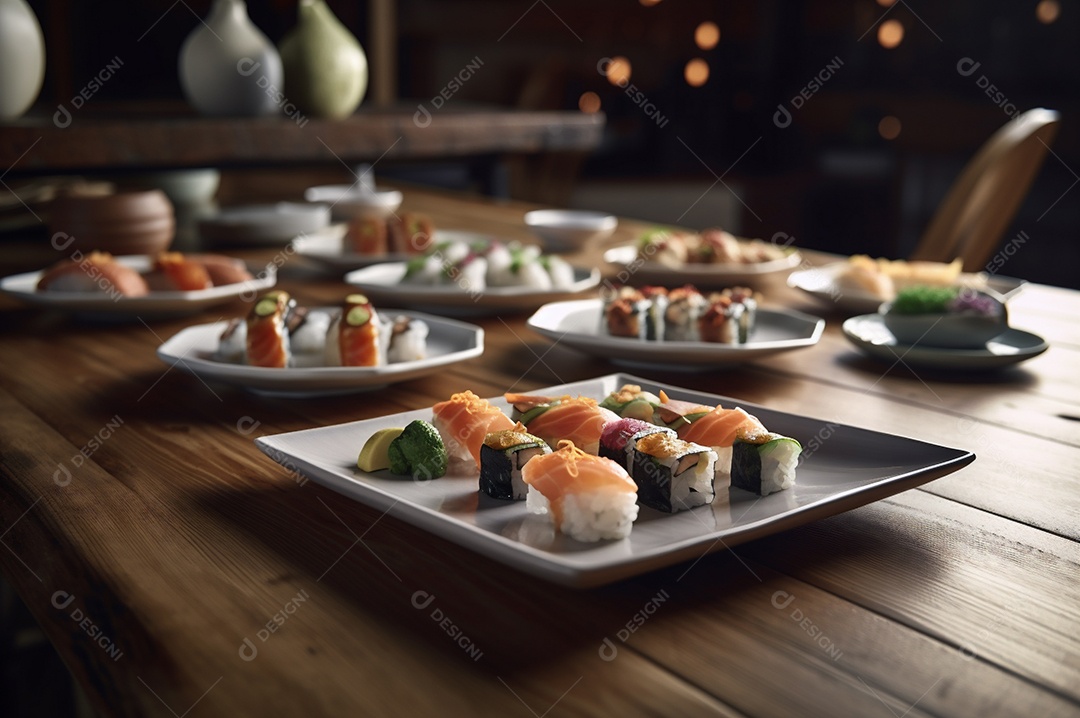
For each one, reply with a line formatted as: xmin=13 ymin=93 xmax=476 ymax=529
xmin=0 ymin=0 xmax=46 ymax=119
xmin=179 ymin=0 xmax=283 ymax=117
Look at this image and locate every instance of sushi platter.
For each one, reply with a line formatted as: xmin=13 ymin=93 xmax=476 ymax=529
xmin=603 ymin=242 xmax=802 ymax=287
xmin=527 ymin=299 xmax=824 ymax=366
xmin=256 ymin=373 xmax=974 ymax=587
xmin=157 ymin=309 xmax=484 ymax=396
xmin=0 ymin=254 xmax=277 ymax=315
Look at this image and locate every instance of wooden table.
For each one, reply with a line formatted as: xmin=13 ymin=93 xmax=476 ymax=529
xmin=1 ymin=187 xmax=1078 ymax=717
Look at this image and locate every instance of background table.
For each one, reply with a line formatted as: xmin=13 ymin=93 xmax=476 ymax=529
xmin=0 ymin=186 xmax=1078 ymax=717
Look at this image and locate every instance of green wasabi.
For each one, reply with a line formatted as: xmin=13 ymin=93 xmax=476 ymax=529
xmin=387 ymin=420 xmax=448 ymax=479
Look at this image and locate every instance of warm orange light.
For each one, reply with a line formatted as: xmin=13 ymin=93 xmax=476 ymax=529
xmin=695 ymin=22 xmax=720 ymax=50
xmin=879 ymin=115 xmax=902 ymax=140
xmin=578 ymin=92 xmax=601 ymax=114
xmin=877 ymin=19 xmax=904 ymax=48
xmin=605 ymin=56 xmax=632 ymax=86
xmin=684 ymin=59 xmax=709 ymax=87
xmin=1036 ymin=0 xmax=1060 ymax=24
xmin=875 ymin=0 xmax=897 ymax=6
xmin=639 ymin=0 xmax=662 ymax=6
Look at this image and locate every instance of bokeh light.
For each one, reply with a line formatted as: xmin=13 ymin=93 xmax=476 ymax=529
xmin=578 ymin=92 xmax=601 ymax=114
xmin=1036 ymin=0 xmax=1060 ymax=24
xmin=684 ymin=59 xmax=710 ymax=87
xmin=695 ymin=22 xmax=720 ymax=50
xmin=877 ymin=19 xmax=904 ymax=48
xmin=879 ymin=115 xmax=902 ymax=140
xmin=605 ymin=56 xmax=632 ymax=86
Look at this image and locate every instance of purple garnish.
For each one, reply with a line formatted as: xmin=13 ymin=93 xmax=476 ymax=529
xmin=948 ymin=292 xmax=1002 ymax=317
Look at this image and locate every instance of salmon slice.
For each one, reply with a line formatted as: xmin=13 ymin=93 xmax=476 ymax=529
xmin=522 ymin=397 xmax=612 ymax=454
xmin=432 ymin=391 xmax=513 ymax=468
xmin=680 ymin=407 xmax=768 ymax=447
xmin=154 ymin=252 xmax=212 ymax=291
xmin=522 ymin=441 xmax=636 ymax=525
xmin=337 ymin=294 xmax=380 ymax=367
xmin=246 ymin=291 xmax=292 ymax=368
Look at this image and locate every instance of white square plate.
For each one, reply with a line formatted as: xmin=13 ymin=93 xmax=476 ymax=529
xmin=255 ymin=373 xmax=974 ymax=587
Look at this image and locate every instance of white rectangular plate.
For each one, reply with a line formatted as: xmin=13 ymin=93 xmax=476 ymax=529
xmin=157 ymin=310 xmax=483 ymax=396
xmin=528 ymin=299 xmax=824 ymax=366
xmin=0 ymin=255 xmax=276 ymax=315
xmin=256 ymin=373 xmax=974 ymax=587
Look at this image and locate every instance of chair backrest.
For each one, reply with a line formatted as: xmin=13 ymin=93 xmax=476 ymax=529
xmin=910 ymin=108 xmax=1060 ymax=272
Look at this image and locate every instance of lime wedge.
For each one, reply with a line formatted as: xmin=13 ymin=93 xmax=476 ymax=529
xmin=357 ymin=427 xmax=404 ymax=472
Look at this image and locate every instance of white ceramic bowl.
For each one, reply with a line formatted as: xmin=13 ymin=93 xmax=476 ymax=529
xmin=304 ymin=185 xmax=403 ymax=221
xmin=199 ymin=202 xmax=330 ymax=246
xmin=524 ymin=209 xmax=617 ymax=252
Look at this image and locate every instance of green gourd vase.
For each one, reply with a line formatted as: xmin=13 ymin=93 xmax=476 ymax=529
xmin=279 ymin=0 xmax=368 ymax=119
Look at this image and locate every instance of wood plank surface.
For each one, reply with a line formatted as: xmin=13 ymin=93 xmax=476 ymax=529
xmin=1 ymin=185 xmax=1078 ymax=717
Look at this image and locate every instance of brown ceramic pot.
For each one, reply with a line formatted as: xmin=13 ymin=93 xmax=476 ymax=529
xmin=48 ymin=189 xmax=175 ymax=256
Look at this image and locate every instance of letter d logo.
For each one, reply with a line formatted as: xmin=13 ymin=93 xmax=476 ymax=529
xmin=239 ymin=637 xmax=258 ymax=661
xmin=771 ymin=590 xmax=795 ymax=610
xmin=773 ymin=104 xmax=792 ymax=129
xmin=598 ymin=637 xmax=618 ymax=661
xmin=413 ymin=104 xmax=432 ymax=128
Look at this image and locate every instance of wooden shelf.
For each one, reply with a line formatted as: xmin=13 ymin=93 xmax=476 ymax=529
xmin=0 ymin=105 xmax=605 ymax=173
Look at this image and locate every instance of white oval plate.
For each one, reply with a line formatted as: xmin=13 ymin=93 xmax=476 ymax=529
xmin=0 ymin=255 xmax=277 ymax=316
xmin=842 ymin=314 xmax=1048 ymax=370
xmin=344 ymin=262 xmax=601 ymax=315
xmin=156 ymin=310 xmax=484 ymax=396
xmin=788 ymin=262 xmax=1027 ymax=315
xmin=604 ymin=243 xmax=802 ymax=287
xmin=527 ymin=299 xmax=824 ymax=367
xmin=255 ymin=372 xmax=973 ymax=587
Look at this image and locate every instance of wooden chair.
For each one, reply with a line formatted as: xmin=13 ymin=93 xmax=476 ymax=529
xmin=909 ymin=108 xmax=1060 ymax=272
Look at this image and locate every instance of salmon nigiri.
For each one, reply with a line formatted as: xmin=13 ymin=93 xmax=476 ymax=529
xmin=246 ymin=290 xmax=294 ymax=368
xmin=523 ymin=440 xmax=638 ymax=541
xmin=432 ymin=391 xmax=514 ymax=469
xmin=325 ymin=294 xmax=381 ymax=367
xmin=505 ymin=394 xmax=617 ymax=455
xmin=680 ymin=407 xmax=769 ymax=447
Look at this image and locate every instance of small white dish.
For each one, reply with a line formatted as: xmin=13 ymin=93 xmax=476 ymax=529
xmin=525 ymin=209 xmax=617 ymax=251
xmin=199 ymin=202 xmax=330 ymax=246
xmin=842 ymin=314 xmax=1048 ymax=370
xmin=304 ymin=184 xmax=403 ymax=221
xmin=604 ymin=244 xmax=802 ymax=287
xmin=788 ymin=262 xmax=1026 ymax=315
xmin=527 ymin=299 xmax=824 ymax=367
xmin=0 ymin=255 xmax=276 ymax=317
xmin=156 ymin=310 xmax=484 ymax=396
xmin=344 ymin=262 xmax=601 ymax=315
xmin=255 ymin=372 xmax=974 ymax=587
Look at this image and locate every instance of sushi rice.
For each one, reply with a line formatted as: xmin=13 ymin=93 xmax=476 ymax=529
xmin=525 ymin=487 xmax=639 ymax=542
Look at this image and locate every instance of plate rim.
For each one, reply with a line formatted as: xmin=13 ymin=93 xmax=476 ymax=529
xmin=603 ymin=242 xmax=803 ymax=277
xmin=255 ymin=372 xmax=975 ymax=587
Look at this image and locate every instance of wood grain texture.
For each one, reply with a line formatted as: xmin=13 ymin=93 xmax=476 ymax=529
xmin=0 ymin=185 xmax=1078 ymax=717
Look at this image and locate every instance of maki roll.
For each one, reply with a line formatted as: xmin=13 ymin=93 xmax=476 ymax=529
xmin=720 ymin=286 xmax=759 ymax=343
xmin=523 ymin=440 xmax=639 ymax=542
xmin=598 ymin=417 xmax=656 ymax=466
xmin=630 ymin=431 xmax=716 ymax=513
xmin=698 ymin=294 xmax=745 ymax=344
xmin=679 ymin=406 xmax=769 ymax=487
xmin=246 ymin=290 xmax=295 ymax=368
xmin=731 ymin=433 xmax=801 ymax=496
xmin=479 ymin=424 xmax=551 ymax=500
xmin=385 ymin=315 xmax=429 ymax=363
xmin=325 ymin=294 xmax=382 ymax=367
xmin=432 ymin=391 xmax=514 ymax=469
xmin=663 ymin=286 xmax=707 ymax=342
xmin=603 ymin=286 xmax=649 ymax=339
xmin=599 ymin=384 xmax=663 ymax=422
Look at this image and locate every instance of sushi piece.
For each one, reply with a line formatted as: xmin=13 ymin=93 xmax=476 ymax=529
xmin=432 ymin=391 xmax=514 ymax=469
xmin=185 ymin=254 xmax=254 ymax=286
xmin=389 ymin=212 xmax=435 ymax=254
xmin=698 ymin=294 xmax=745 ymax=344
xmin=640 ymin=286 xmax=668 ymax=340
xmin=598 ymin=417 xmax=656 ymax=466
xmin=37 ymin=252 xmax=149 ymax=297
xmin=540 ymin=254 xmax=575 ymax=289
xmin=148 ymin=252 xmax=213 ymax=291
xmin=522 ymin=440 xmax=639 ymax=542
xmin=216 ymin=318 xmax=247 ymax=362
xmin=637 ymin=228 xmax=689 ymax=268
xmin=680 ymin=406 xmax=789 ymax=491
xmin=599 ymin=384 xmax=663 ymax=422
xmin=246 ymin=290 xmax=294 ymax=368
xmin=630 ymin=431 xmax=716 ymax=512
xmin=385 ymin=315 xmax=428 ymax=363
xmin=731 ymin=433 xmax=801 ymax=496
xmin=654 ymin=392 xmax=715 ymax=432
xmin=663 ymin=286 xmax=707 ymax=341
xmin=504 ymin=393 xmax=617 ymax=455
xmin=346 ymin=216 xmax=389 ymax=255
xmin=325 ymin=294 xmax=382 ymax=367
xmin=602 ymin=286 xmax=648 ymax=339
xmin=488 ymin=242 xmax=550 ymax=289
xmin=479 ymin=423 xmax=551 ymax=500
xmin=289 ymin=308 xmax=333 ymax=368
xmin=720 ymin=286 xmax=759 ymax=343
